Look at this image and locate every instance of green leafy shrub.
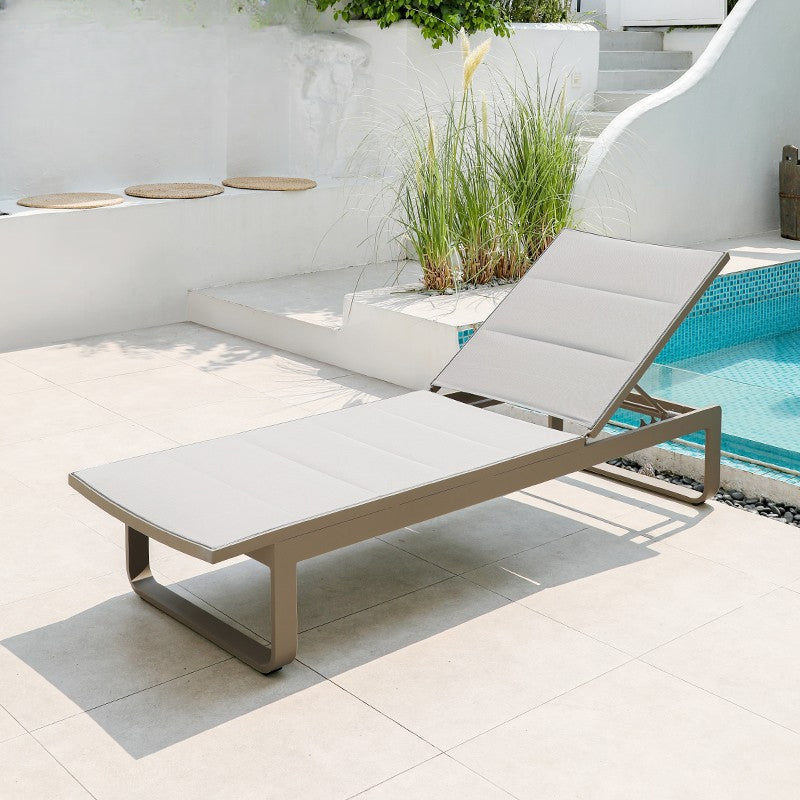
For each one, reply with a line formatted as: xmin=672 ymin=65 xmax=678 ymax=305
xmin=312 ymin=0 xmax=511 ymax=48
xmin=504 ymin=0 xmax=570 ymax=24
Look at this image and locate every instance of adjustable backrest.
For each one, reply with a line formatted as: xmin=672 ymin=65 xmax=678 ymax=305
xmin=433 ymin=229 xmax=728 ymax=437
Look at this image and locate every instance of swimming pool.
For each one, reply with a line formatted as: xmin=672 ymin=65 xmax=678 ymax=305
xmin=616 ymin=259 xmax=800 ymax=474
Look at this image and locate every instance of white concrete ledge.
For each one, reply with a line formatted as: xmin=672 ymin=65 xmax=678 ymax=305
xmin=0 ymin=180 xmax=397 ymax=351
xmin=189 ymin=264 xmax=511 ymax=388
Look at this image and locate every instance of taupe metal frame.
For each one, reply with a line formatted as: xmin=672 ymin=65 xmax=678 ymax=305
xmin=72 ymin=389 xmax=721 ymax=674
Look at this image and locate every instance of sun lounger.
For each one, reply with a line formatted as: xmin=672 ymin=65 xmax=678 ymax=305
xmin=69 ymin=230 xmax=729 ymax=673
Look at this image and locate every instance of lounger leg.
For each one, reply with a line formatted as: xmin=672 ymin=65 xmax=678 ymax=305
xmin=125 ymin=527 xmax=298 ymax=674
xmin=586 ymin=407 xmax=722 ymax=505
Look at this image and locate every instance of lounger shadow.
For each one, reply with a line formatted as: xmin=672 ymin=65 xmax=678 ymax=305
xmin=69 ymin=230 xmax=729 ymax=673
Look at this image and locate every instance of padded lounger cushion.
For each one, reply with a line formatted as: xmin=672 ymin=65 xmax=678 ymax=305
xmin=72 ymin=392 xmax=579 ymax=556
xmin=434 ymin=229 xmax=725 ymax=435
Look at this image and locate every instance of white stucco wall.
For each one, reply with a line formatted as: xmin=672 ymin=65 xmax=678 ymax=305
xmin=574 ymin=0 xmax=800 ymax=246
xmin=663 ymin=28 xmax=718 ymax=65
xmin=0 ymin=2 xmax=597 ymax=199
xmin=0 ymin=2 xmax=597 ymax=349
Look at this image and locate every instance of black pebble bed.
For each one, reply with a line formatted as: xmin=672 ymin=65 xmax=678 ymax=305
xmin=608 ymin=457 xmax=800 ymax=528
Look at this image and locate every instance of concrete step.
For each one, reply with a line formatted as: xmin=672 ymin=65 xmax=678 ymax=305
xmin=577 ymin=111 xmax=618 ymax=137
xmin=598 ymin=69 xmax=686 ymax=91
xmin=600 ymin=50 xmax=692 ymax=70
xmin=593 ymin=90 xmax=653 ymax=112
xmin=187 ymin=260 xmax=501 ymax=388
xmin=599 ymin=30 xmax=664 ymax=51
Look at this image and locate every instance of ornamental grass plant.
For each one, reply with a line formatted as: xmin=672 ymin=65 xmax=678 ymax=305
xmin=397 ymin=33 xmax=582 ymax=291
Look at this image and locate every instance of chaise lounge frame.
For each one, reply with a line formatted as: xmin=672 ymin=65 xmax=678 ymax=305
xmin=69 ymin=231 xmax=729 ymax=674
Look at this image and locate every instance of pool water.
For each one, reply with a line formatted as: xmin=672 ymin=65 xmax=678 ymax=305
xmin=610 ymin=260 xmax=800 ymax=474
xmin=637 ymin=329 xmax=800 ymax=471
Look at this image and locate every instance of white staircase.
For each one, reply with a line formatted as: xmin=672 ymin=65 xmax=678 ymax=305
xmin=579 ymin=30 xmax=692 ymax=150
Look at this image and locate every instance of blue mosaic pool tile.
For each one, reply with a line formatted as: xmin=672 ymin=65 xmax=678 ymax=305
xmin=658 ymin=260 xmax=800 ymax=362
xmin=457 ymin=326 xmax=477 ymax=348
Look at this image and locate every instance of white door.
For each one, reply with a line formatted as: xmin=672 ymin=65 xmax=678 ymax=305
xmin=621 ymin=0 xmax=727 ymax=26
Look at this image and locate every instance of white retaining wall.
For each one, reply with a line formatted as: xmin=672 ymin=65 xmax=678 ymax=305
xmin=0 ymin=2 xmax=597 ymax=350
xmin=0 ymin=1 xmax=598 ymax=198
xmin=574 ymin=0 xmax=800 ymax=246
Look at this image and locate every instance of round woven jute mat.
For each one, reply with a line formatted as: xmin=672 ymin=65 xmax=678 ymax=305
xmin=125 ymin=183 xmax=224 ymax=199
xmin=222 ymin=176 xmax=317 ymax=191
xmin=17 ymin=192 xmax=124 ymax=210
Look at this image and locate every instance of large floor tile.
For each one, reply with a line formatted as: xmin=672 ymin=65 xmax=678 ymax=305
xmin=53 ymin=492 xmax=127 ymax=547
xmin=0 ymin=573 xmax=229 ymax=730
xmin=0 ymin=386 xmax=120 ymax=446
xmin=0 ymin=706 xmax=24 ymax=743
xmin=528 ymin=471 xmax=705 ymax=526
xmin=67 ymin=363 xmax=258 ymax=420
xmin=625 ymin=500 xmax=800 ymax=586
xmin=174 ymin=538 xmax=452 ymax=637
xmin=464 ymin=526 xmax=772 ymax=655
xmin=0 ymin=735 xmax=92 ymax=799
xmin=644 ymin=588 xmax=800 ymax=733
xmin=202 ymin=345 xmax=352 ymax=391
xmin=135 ymin=395 xmax=309 ymax=444
xmin=35 ymin=659 xmax=436 ymax=799
xmin=0 ymin=420 xmax=175 ymax=501
xmin=0 ymin=358 xmax=51 ymax=395
xmin=328 ymin=601 xmax=627 ymax=750
xmin=298 ymin=576 xmax=508 ymax=677
xmin=381 ymin=493 xmax=589 ymax=574
xmin=451 ymin=660 xmax=800 ymax=800
xmin=124 ymin=322 xmax=283 ymax=369
xmin=0 ymin=468 xmax=39 ymax=513
xmin=283 ymin=374 xmax=406 ymax=414
xmin=0 ymin=503 xmax=122 ymax=606
xmin=353 ymin=755 xmax=513 ymax=799
xmin=5 ymin=336 xmax=174 ymax=384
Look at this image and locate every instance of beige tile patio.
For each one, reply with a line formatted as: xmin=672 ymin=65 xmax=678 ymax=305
xmin=326 ymin=601 xmax=627 ymax=750
xmin=464 ymin=526 xmax=773 ymax=655
xmin=67 ymin=363 xmax=258 ymax=421
xmin=135 ymin=395 xmax=310 ymax=444
xmin=0 ymin=467 xmax=39 ymax=512
xmin=200 ymin=345 xmax=353 ymax=391
xmin=219 ymin=364 xmax=404 ymax=412
xmin=298 ymin=576 xmax=508 ymax=677
xmin=354 ymin=755 xmax=513 ymax=799
xmin=53 ymin=492 xmax=128 ymax=547
xmin=644 ymin=588 xmax=800 ymax=734
xmin=173 ymin=538 xmax=453 ymax=637
xmin=0 ymin=386 xmax=120 ymax=446
xmin=0 ymin=735 xmax=92 ymax=800
xmin=5 ymin=337 xmax=174 ymax=384
xmin=0 ymin=573 xmax=229 ymax=731
xmin=0 ymin=420 xmax=175 ymax=501
xmin=528 ymin=471 xmax=705 ymax=526
xmin=35 ymin=659 xmax=436 ymax=800
xmin=124 ymin=322 xmax=287 ymax=370
xmin=0 ymin=502 xmax=121 ymax=606
xmin=624 ymin=500 xmax=800 ymax=586
xmin=0 ymin=358 xmax=51 ymax=395
xmin=0 ymin=706 xmax=24 ymax=743
xmin=283 ymin=373 xmax=406 ymax=414
xmin=381 ymin=493 xmax=590 ymax=574
xmin=451 ymin=660 xmax=800 ymax=800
